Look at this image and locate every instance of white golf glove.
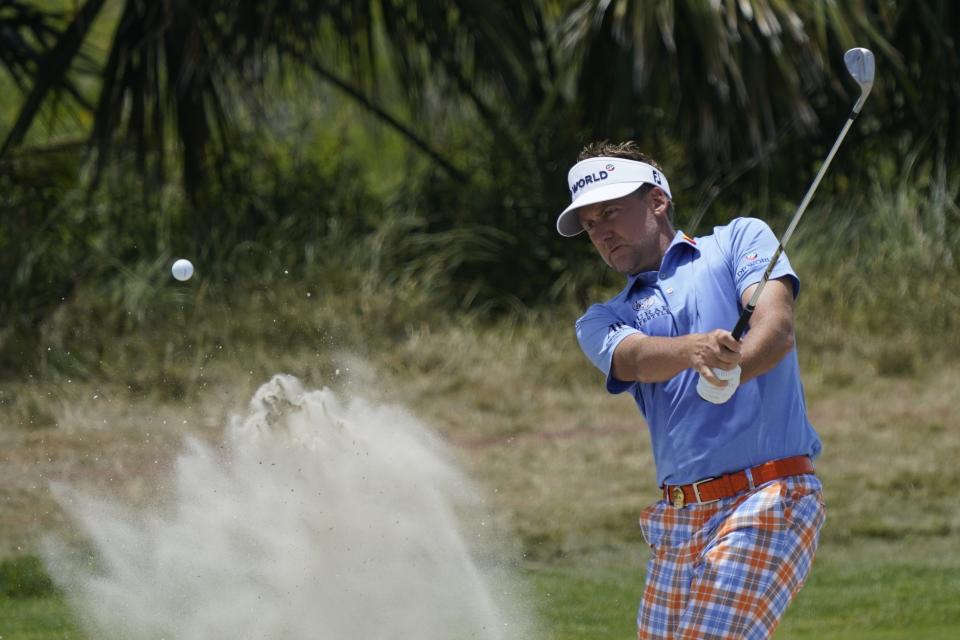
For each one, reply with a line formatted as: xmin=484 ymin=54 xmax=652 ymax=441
xmin=696 ymin=365 xmax=741 ymax=404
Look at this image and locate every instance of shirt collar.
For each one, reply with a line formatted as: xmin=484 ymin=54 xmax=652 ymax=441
xmin=625 ymin=230 xmax=699 ymax=289
xmin=669 ymin=229 xmax=699 ymax=252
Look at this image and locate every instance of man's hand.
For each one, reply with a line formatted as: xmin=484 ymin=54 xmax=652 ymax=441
xmin=688 ymin=329 xmax=742 ymax=386
xmin=688 ymin=329 xmax=743 ymax=404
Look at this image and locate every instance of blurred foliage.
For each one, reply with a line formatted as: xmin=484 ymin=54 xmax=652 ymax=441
xmin=791 ymin=152 xmax=960 ymax=349
xmin=0 ymin=0 xmax=959 ymax=377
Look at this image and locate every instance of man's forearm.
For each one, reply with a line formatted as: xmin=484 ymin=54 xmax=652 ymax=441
xmin=740 ymin=317 xmax=795 ymax=383
xmin=611 ymin=333 xmax=697 ymax=383
xmin=738 ymin=278 xmax=797 ymax=383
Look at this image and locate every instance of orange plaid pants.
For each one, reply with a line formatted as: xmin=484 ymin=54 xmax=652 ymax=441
xmin=636 ymin=474 xmax=825 ymax=639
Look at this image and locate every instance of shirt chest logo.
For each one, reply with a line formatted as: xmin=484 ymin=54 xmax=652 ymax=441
xmin=632 ymin=295 xmax=670 ymax=326
xmin=634 ymin=296 xmax=657 ymax=311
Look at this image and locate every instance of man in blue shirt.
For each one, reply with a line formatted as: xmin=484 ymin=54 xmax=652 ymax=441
xmin=558 ymin=141 xmax=825 ymax=639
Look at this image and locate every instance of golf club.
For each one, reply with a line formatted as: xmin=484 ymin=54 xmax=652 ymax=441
xmin=697 ymin=47 xmax=875 ymax=404
xmin=730 ymin=47 xmax=875 ymax=340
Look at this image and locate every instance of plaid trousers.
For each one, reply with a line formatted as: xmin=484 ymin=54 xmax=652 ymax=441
xmin=637 ymin=474 xmax=825 ymax=639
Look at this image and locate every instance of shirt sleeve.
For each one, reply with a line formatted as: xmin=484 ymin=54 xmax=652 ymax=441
xmin=723 ymin=217 xmax=801 ymax=299
xmin=575 ymin=303 xmax=640 ymax=394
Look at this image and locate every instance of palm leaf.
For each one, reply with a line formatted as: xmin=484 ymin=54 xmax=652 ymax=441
xmin=0 ymin=0 xmax=104 ymax=156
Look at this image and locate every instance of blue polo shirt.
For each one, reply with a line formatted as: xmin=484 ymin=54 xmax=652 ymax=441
xmin=575 ymin=217 xmax=821 ymax=486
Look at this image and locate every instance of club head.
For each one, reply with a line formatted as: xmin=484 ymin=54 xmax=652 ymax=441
xmin=844 ymin=47 xmax=875 ymax=111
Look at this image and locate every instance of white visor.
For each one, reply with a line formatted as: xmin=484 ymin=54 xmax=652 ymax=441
xmin=556 ymin=157 xmax=672 ymax=237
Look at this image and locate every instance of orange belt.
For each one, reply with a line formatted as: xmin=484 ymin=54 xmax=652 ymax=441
xmin=662 ymin=455 xmax=815 ymax=508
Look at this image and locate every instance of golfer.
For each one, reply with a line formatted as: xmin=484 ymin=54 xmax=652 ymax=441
xmin=558 ymin=141 xmax=825 ymax=639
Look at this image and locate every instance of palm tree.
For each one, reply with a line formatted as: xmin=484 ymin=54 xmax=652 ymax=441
xmin=0 ymin=1 xmax=556 ymax=200
xmin=1 ymin=0 xmax=956 ymax=308
xmin=5 ymin=2 xmax=954 ymax=197
xmin=550 ymin=0 xmax=958 ymax=227
xmin=0 ymin=0 xmax=98 ymax=137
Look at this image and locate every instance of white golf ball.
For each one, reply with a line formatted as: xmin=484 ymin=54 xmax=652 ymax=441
xmin=171 ymin=258 xmax=194 ymax=281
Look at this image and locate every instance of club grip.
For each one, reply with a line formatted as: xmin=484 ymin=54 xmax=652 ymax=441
xmin=731 ymin=306 xmax=753 ymax=341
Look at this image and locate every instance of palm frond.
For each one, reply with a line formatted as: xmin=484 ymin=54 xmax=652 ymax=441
xmin=0 ymin=0 xmax=104 ymax=157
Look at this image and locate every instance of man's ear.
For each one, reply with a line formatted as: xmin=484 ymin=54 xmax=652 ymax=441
xmin=649 ymin=186 xmax=670 ymax=217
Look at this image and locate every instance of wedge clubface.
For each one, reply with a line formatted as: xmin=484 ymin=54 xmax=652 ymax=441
xmin=844 ymin=47 xmax=876 ymax=113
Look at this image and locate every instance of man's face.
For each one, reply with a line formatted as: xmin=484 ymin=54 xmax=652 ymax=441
xmin=577 ymin=187 xmax=670 ymax=275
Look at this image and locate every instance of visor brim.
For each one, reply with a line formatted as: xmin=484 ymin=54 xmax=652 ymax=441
xmin=555 ymin=183 xmax=647 ymax=237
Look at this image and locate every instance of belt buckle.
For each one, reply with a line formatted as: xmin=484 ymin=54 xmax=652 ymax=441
xmin=691 ymin=476 xmax=719 ymax=505
xmin=670 ymin=486 xmax=685 ymax=508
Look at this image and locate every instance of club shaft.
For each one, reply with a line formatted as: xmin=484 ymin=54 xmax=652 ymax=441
xmin=731 ymin=109 xmax=859 ymax=340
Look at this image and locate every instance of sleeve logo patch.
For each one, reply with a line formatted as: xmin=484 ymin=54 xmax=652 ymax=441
xmin=736 ymin=255 xmax=771 ymax=278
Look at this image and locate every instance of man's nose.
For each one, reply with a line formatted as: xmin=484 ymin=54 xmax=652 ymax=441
xmin=596 ymin=222 xmax=615 ymax=242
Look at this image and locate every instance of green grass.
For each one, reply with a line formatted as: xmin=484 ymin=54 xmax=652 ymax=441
xmin=779 ymin=563 xmax=960 ymax=639
xmin=526 ymin=557 xmax=641 ymax=639
xmin=0 ymin=597 xmax=81 ymax=639
xmin=523 ymin=545 xmax=960 ymax=640
xmin=3 ymin=547 xmax=956 ymax=640
xmin=0 ymin=555 xmax=82 ymax=639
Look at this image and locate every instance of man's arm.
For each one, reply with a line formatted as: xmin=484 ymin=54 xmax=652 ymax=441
xmin=738 ymin=276 xmax=796 ymax=383
xmin=611 ymin=330 xmax=741 ymax=386
xmin=610 ymin=275 xmax=796 ymax=386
